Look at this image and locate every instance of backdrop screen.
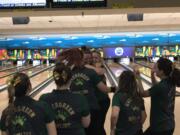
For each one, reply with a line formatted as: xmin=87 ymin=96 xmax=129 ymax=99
xmin=103 ymin=47 xmax=135 ymax=58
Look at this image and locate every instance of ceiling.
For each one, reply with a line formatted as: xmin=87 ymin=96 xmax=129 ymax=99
xmin=1 ymin=8 xmax=180 ymax=34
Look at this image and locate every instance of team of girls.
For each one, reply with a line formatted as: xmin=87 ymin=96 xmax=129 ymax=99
xmin=56 ymin=48 xmax=115 ymax=135
xmin=135 ymin=57 xmax=180 ymax=135
xmin=1 ymin=47 xmax=180 ymax=135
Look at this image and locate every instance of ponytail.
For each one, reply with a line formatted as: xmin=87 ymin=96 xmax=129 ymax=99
xmin=2 ymin=73 xmax=31 ymax=127
xmin=171 ymin=68 xmax=180 ymax=87
xmin=3 ymin=76 xmax=21 ymax=127
xmin=53 ymin=63 xmax=72 ymax=87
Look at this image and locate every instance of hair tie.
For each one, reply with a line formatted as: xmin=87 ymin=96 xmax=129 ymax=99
xmin=62 ymin=59 xmax=69 ymax=66
xmin=70 ymin=64 xmax=75 ymax=70
xmin=13 ymin=77 xmax=21 ymax=87
xmin=62 ymin=70 xmax=68 ymax=82
xmin=53 ymin=71 xmax=60 ymax=80
xmin=6 ymin=76 xmax=13 ymax=86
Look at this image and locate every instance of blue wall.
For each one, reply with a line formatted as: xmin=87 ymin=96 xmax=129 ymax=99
xmin=0 ymin=32 xmax=180 ymax=49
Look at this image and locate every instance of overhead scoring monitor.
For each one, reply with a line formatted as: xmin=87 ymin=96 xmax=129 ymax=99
xmin=52 ymin=0 xmax=106 ymax=8
xmin=0 ymin=0 xmax=46 ymax=8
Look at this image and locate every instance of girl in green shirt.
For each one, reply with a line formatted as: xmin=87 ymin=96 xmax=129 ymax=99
xmin=135 ymin=57 xmax=180 ymax=135
xmin=40 ymin=63 xmax=91 ymax=135
xmin=111 ymin=70 xmax=147 ymax=135
xmin=0 ymin=73 xmax=57 ymax=135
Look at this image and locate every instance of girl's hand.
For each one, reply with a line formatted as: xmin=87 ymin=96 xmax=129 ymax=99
xmin=133 ymin=67 xmax=140 ymax=76
xmin=151 ymin=64 xmax=156 ymax=75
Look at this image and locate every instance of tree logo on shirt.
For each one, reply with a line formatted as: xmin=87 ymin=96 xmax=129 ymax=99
xmin=56 ymin=110 xmax=69 ymax=121
xmin=12 ymin=116 xmax=27 ymax=127
xmin=52 ymin=102 xmax=75 ymax=128
xmin=74 ymin=78 xmax=84 ymax=86
xmin=122 ymin=96 xmax=141 ymax=124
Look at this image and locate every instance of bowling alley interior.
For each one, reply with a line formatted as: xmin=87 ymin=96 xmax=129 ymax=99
xmin=0 ymin=0 xmax=180 ymax=135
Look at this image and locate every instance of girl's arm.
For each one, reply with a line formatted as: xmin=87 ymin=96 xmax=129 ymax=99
xmin=111 ymin=106 xmax=120 ymax=135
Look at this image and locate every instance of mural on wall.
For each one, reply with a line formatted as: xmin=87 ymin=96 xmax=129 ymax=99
xmin=0 ymin=32 xmax=180 ymax=49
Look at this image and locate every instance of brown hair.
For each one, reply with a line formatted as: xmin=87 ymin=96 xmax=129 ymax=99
xmin=53 ymin=63 xmax=72 ymax=87
xmin=3 ymin=73 xmax=31 ymax=126
xmin=157 ymin=57 xmax=180 ymax=87
xmin=56 ymin=48 xmax=84 ymax=68
xmin=118 ymin=70 xmax=140 ymax=98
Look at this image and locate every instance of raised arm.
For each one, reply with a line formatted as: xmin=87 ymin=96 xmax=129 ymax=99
xmin=151 ymin=64 xmax=158 ymax=85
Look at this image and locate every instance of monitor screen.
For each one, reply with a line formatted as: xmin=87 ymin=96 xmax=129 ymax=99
xmin=52 ymin=0 xmax=106 ymax=8
xmin=33 ymin=60 xmax=40 ymax=66
xmin=17 ymin=60 xmax=24 ymax=66
xmin=168 ymin=57 xmax=174 ymax=62
xmin=103 ymin=47 xmax=135 ymax=58
xmin=151 ymin=57 xmax=160 ymax=63
xmin=0 ymin=0 xmax=46 ymax=8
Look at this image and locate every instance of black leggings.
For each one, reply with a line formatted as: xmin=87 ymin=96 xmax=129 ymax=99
xmin=85 ymin=109 xmax=99 ymax=135
xmin=143 ymin=128 xmax=174 ymax=135
xmin=85 ymin=98 xmax=110 ymax=135
xmin=134 ymin=129 xmax=143 ymax=135
xmin=97 ymin=98 xmax=110 ymax=135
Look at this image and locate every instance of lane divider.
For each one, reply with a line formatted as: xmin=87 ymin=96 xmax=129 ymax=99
xmin=0 ymin=64 xmax=55 ymax=92
xmin=0 ymin=64 xmax=42 ymax=79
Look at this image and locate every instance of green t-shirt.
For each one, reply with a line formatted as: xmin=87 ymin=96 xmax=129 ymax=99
xmin=112 ymin=92 xmax=145 ymax=135
xmin=40 ymin=90 xmax=90 ymax=135
xmin=149 ymin=78 xmax=175 ymax=131
xmin=0 ymin=96 xmax=54 ymax=135
xmin=70 ymin=67 xmax=101 ymax=110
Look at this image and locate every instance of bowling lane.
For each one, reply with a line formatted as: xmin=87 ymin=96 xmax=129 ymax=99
xmin=106 ymin=61 xmax=126 ymax=82
xmin=0 ymin=67 xmax=53 ymax=117
xmin=0 ymin=65 xmax=31 ymax=77
xmin=108 ymin=62 xmax=151 ymax=93
xmin=133 ymin=61 xmax=180 ymax=92
xmin=129 ymin=62 xmax=152 ymax=77
xmin=0 ymin=65 xmax=19 ymax=71
xmin=0 ymin=65 xmax=48 ymax=86
xmin=136 ymin=60 xmax=180 ymax=70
